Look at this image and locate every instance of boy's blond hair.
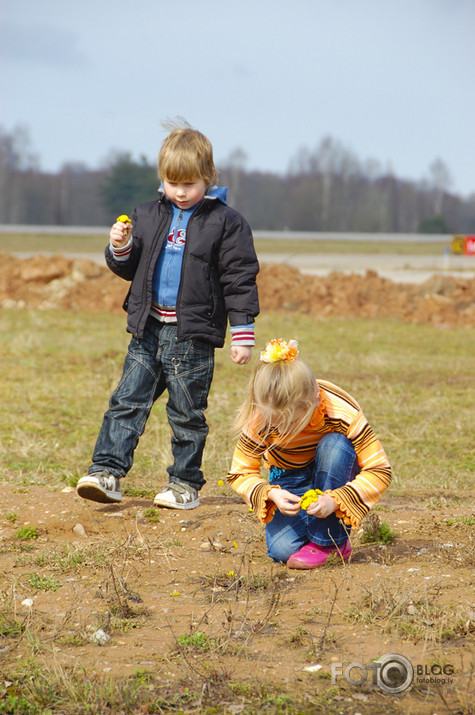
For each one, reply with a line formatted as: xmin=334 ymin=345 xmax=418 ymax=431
xmin=234 ymin=358 xmax=320 ymax=441
xmin=158 ymin=119 xmax=217 ymax=186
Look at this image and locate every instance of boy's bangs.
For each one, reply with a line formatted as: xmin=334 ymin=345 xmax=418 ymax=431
xmin=160 ymin=155 xmax=200 ymax=183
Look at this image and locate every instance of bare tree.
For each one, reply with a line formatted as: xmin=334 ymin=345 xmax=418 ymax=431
xmin=0 ymin=125 xmax=38 ymax=222
xmin=428 ymin=157 xmax=452 ymax=215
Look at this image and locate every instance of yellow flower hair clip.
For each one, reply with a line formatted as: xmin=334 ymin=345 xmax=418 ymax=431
xmin=260 ymin=338 xmax=299 ymax=364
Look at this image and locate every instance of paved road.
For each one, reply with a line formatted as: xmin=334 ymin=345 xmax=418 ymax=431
xmin=257 ymin=251 xmax=475 ymax=283
xmin=7 ymin=226 xmax=475 ymax=283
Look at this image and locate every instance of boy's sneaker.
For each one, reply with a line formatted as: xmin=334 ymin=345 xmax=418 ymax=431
xmin=153 ymin=482 xmax=199 ymax=510
xmin=77 ymin=471 xmax=122 ymax=504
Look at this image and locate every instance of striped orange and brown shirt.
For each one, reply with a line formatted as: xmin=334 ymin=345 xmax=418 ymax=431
xmin=227 ymin=379 xmax=392 ymax=527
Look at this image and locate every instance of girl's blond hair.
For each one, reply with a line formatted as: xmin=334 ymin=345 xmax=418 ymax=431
xmin=158 ymin=119 xmax=217 ymax=186
xmin=234 ymin=357 xmax=320 ymax=441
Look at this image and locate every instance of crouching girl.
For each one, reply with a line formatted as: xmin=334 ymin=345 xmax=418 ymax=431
xmin=227 ymin=339 xmax=392 ymax=569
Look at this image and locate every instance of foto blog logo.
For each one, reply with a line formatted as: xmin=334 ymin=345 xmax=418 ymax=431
xmin=331 ymin=653 xmax=455 ymax=694
xmin=332 ymin=653 xmax=414 ymax=694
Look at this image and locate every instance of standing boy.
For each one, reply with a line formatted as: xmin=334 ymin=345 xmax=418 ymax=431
xmin=77 ymin=122 xmax=259 ymax=510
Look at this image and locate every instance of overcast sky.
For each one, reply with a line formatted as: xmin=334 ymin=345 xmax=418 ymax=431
xmin=1 ymin=0 xmax=474 ymax=196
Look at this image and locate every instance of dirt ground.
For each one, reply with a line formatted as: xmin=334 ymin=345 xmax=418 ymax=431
xmin=0 ymin=485 xmax=473 ymax=713
xmin=0 ymin=252 xmax=474 ymax=713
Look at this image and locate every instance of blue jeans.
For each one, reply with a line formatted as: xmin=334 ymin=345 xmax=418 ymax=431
xmin=265 ymin=433 xmax=359 ymax=563
xmin=90 ymin=318 xmax=215 ymax=489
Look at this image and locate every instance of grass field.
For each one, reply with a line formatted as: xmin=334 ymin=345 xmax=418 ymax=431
xmin=1 ymin=310 xmax=473 ymax=491
xmin=0 ymin=231 xmax=451 ymax=256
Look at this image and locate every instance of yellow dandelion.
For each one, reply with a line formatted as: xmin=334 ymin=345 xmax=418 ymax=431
xmin=218 ymin=479 xmax=224 ymax=487
xmin=116 ymin=214 xmax=132 ymax=224
xmin=300 ymin=489 xmax=324 ymax=511
xmin=233 ymin=541 xmax=238 ymax=549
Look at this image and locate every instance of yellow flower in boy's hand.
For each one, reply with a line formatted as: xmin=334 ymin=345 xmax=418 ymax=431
xmin=300 ymin=489 xmax=323 ymax=511
xmin=115 ymin=215 xmax=132 ymax=243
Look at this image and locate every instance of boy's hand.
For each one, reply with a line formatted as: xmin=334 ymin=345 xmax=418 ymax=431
xmin=110 ymin=219 xmax=132 ymax=248
xmin=230 ymin=346 xmax=252 ymax=365
xmin=306 ymin=493 xmax=338 ymax=518
xmin=268 ymin=487 xmax=301 ymax=516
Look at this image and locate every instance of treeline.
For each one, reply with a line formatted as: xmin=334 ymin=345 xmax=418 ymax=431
xmin=1 ymin=127 xmax=474 ymax=233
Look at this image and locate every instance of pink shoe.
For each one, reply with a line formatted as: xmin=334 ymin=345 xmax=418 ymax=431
xmin=287 ymin=539 xmax=351 ymax=570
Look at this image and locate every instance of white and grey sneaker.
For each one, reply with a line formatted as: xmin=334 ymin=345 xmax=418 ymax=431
xmin=77 ymin=471 xmax=122 ymax=504
xmin=153 ymin=482 xmax=199 ymax=510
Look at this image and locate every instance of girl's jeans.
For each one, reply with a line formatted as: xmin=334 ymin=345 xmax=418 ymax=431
xmin=89 ymin=317 xmax=215 ymax=490
xmin=265 ymin=433 xmax=359 ymax=563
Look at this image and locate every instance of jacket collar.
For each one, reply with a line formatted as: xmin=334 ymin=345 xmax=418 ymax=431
xmin=158 ymin=184 xmax=228 ymax=206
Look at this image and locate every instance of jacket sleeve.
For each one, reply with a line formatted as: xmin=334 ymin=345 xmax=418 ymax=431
xmin=227 ymin=425 xmax=280 ymax=524
xmin=104 ymin=207 xmax=143 ymax=281
xmin=329 ymin=410 xmax=392 ymax=528
xmin=217 ymin=211 xmax=260 ymax=325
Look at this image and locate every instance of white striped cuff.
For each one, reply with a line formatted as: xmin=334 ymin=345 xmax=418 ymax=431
xmin=230 ymin=325 xmax=255 ymax=346
xmin=110 ymin=239 xmax=132 ymax=261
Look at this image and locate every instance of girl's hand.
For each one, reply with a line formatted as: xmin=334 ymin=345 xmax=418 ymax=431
xmin=230 ymin=346 xmax=252 ymax=365
xmin=306 ymin=493 xmax=338 ymax=518
xmin=110 ymin=221 xmax=132 ymax=248
xmin=268 ymin=488 xmax=301 ymax=516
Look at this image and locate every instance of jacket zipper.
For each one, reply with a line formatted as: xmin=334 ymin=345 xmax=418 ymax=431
xmin=136 ymin=199 xmax=171 ymax=337
xmin=175 ymin=200 xmax=205 ymax=341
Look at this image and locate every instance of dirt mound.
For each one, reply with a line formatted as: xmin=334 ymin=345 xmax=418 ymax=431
xmin=258 ymin=264 xmax=475 ymax=327
xmin=1 ymin=252 xmax=474 ymax=327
